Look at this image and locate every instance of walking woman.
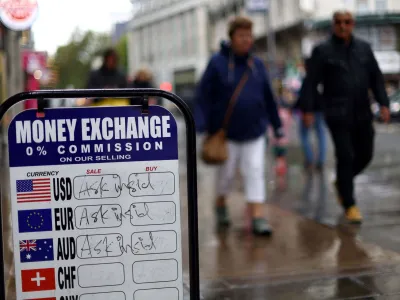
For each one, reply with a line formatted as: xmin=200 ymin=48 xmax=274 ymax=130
xmin=195 ymin=17 xmax=283 ymax=236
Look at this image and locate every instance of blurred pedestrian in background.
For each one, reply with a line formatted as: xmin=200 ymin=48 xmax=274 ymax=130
xmin=195 ymin=16 xmax=283 ymax=236
xmin=129 ymin=68 xmax=159 ymax=105
xmin=296 ymin=57 xmax=327 ymax=173
xmin=301 ymin=10 xmax=390 ymax=223
xmin=86 ymin=48 xmax=128 ymax=106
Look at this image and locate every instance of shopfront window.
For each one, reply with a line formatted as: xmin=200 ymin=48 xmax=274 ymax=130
xmin=356 ymin=0 xmax=369 ymax=14
xmin=376 ymin=0 xmax=387 ymax=12
xmin=354 ymin=25 xmax=397 ymax=52
xmin=373 ymin=26 xmax=397 ymax=51
xmin=354 ymin=27 xmax=370 ymax=44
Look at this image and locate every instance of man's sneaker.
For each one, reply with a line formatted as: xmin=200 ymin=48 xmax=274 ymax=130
xmin=252 ymin=218 xmax=273 ymax=236
xmin=215 ymin=206 xmax=231 ymax=227
xmin=345 ymin=206 xmax=363 ymax=224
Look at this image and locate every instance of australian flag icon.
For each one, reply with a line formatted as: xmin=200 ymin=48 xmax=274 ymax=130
xmin=20 ymin=238 xmax=54 ymax=263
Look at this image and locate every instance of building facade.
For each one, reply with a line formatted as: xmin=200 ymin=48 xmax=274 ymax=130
xmin=209 ymin=0 xmax=400 ymax=89
xmin=112 ymin=21 xmax=129 ymax=45
xmin=127 ymin=0 xmax=400 ymax=106
xmin=127 ymin=0 xmax=210 ymax=109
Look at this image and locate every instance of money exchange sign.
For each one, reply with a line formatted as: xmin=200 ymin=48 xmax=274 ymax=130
xmin=8 ymin=106 xmax=182 ymax=300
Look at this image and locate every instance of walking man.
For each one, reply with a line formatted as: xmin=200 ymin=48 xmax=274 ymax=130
xmin=302 ymin=10 xmax=390 ymax=223
xmin=195 ymin=16 xmax=283 ymax=235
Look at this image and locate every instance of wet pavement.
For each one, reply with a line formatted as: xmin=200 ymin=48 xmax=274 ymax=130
xmin=3 ymin=119 xmax=400 ymax=299
xmin=181 ymin=120 xmax=400 ymax=299
xmin=273 ymin=123 xmax=400 ymax=248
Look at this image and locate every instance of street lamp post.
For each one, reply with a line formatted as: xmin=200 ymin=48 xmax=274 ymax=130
xmin=266 ymin=0 xmax=276 ymax=75
xmin=245 ymin=0 xmax=276 ymax=73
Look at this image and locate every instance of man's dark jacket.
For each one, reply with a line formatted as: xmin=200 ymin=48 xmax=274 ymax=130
xmin=301 ymin=34 xmax=389 ymax=124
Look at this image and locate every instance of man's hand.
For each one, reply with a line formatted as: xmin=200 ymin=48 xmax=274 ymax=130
xmin=380 ymin=106 xmax=390 ymax=123
xmin=302 ymin=112 xmax=314 ymax=127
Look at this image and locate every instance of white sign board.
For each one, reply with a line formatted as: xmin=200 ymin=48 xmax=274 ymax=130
xmin=8 ymin=106 xmax=183 ymax=299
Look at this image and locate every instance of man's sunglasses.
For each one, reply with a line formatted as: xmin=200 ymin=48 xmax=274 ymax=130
xmin=334 ymin=19 xmax=354 ymax=25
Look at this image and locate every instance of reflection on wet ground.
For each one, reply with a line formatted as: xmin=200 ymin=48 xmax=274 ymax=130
xmin=180 ymin=123 xmax=400 ymax=299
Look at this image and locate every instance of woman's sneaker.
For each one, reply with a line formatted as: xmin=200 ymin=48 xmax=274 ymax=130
xmin=252 ymin=218 xmax=273 ymax=236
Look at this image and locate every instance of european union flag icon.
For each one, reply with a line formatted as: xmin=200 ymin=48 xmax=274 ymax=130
xmin=20 ymin=238 xmax=54 ymax=263
xmin=18 ymin=209 xmax=52 ymax=233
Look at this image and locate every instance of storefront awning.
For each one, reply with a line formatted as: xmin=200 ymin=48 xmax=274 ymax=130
xmin=312 ymin=13 xmax=400 ymax=30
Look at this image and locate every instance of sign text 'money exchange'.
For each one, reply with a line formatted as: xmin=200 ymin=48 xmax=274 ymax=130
xmin=8 ymin=107 xmax=178 ymax=167
xmin=15 ymin=116 xmax=172 ymax=143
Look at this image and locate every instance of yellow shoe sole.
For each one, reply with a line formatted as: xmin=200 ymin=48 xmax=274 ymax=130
xmin=345 ymin=206 xmax=363 ymax=224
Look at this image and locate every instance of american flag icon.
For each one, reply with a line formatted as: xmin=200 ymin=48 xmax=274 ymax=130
xmin=16 ymin=178 xmax=51 ymax=203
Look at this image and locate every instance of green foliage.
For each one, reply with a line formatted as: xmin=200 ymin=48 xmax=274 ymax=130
xmin=52 ymin=28 xmax=111 ymax=89
xmin=115 ymin=34 xmax=128 ymax=74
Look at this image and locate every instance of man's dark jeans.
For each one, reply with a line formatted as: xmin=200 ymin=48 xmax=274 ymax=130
xmin=327 ymin=121 xmax=375 ymax=209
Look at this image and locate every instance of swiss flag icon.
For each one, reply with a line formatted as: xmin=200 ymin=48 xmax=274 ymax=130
xmin=21 ymin=268 xmax=55 ymax=292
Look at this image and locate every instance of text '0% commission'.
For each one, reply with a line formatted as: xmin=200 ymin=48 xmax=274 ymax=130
xmin=26 ymin=146 xmax=47 ymax=156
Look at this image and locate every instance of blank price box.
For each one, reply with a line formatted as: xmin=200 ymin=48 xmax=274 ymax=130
xmin=78 ymin=263 xmax=125 ymax=287
xmin=80 ymin=291 xmax=126 ymax=300
xmin=132 ymin=259 xmax=178 ymax=283
xmin=134 ymin=287 xmax=179 ymax=300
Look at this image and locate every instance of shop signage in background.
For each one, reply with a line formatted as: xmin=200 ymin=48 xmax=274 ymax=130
xmin=0 ymin=0 xmax=38 ymax=31
xmin=22 ymin=50 xmax=47 ymax=75
xmin=22 ymin=50 xmax=48 ymax=110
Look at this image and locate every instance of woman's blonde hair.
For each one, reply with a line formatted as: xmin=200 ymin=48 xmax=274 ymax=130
xmin=134 ymin=68 xmax=152 ymax=82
